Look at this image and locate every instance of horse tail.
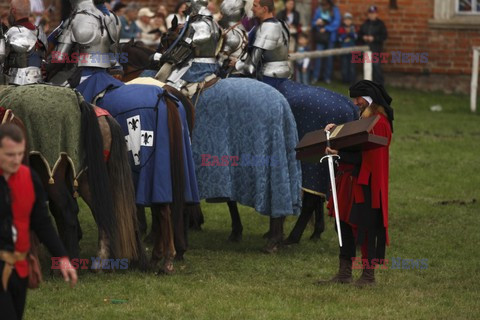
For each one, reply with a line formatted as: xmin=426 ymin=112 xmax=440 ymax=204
xmin=78 ymin=100 xmax=118 ymax=255
xmin=163 ymin=86 xmax=204 ymax=231
xmin=164 ymin=94 xmax=187 ymax=256
xmin=164 ymin=85 xmax=195 ymax=134
xmin=105 ymin=116 xmax=147 ymax=268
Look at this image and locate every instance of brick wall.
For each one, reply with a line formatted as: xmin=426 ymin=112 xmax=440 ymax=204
xmin=336 ymin=0 xmax=480 ymax=93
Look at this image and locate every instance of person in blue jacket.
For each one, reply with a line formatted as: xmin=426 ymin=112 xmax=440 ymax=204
xmin=311 ymin=0 xmax=341 ymax=84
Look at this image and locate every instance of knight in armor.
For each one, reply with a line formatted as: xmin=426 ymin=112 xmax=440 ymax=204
xmin=47 ymin=0 xmax=122 ymax=86
xmin=217 ymin=0 xmax=251 ymax=77
xmin=0 ymin=24 xmax=7 ymax=84
xmin=234 ymin=0 xmax=291 ymax=81
xmin=157 ymin=0 xmax=221 ymax=91
xmin=0 ymin=0 xmax=47 ymax=85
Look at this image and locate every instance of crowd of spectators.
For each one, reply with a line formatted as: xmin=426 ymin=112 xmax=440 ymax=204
xmin=279 ymin=1 xmax=387 ymax=85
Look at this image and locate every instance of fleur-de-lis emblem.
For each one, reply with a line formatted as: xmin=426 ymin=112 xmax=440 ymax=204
xmin=134 ymin=150 xmax=140 ymax=163
xmin=142 ymin=133 xmax=152 ymax=145
xmin=129 ymin=118 xmax=139 ymax=131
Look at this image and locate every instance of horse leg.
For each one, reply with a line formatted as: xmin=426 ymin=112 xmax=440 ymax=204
xmin=262 ymin=218 xmax=274 ymax=239
xmin=46 ymin=158 xmax=81 ymax=259
xmin=310 ymin=196 xmax=326 ymax=241
xmin=227 ymin=201 xmax=243 ymax=242
xmin=77 ymin=171 xmax=111 ymax=267
xmin=137 ymin=206 xmax=155 ymax=245
xmin=263 ymin=216 xmax=285 ymax=254
xmin=151 ymin=204 xmax=176 ymax=274
xmin=284 ymin=192 xmax=319 ymax=245
xmin=188 ymin=204 xmax=204 ymax=231
xmin=136 ymin=206 xmax=147 ymax=237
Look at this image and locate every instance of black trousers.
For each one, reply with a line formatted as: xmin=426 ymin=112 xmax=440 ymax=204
xmin=338 ymin=185 xmax=386 ymax=262
xmin=0 ymin=262 xmax=28 ymax=320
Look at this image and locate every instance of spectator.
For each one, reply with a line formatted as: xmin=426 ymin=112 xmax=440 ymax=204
xmin=119 ymin=3 xmax=141 ymax=42
xmin=208 ymin=0 xmax=222 ymax=22
xmin=112 ymin=1 xmax=126 ymax=15
xmin=30 ymin=0 xmax=44 ymax=26
xmin=358 ymin=5 xmax=387 ymax=85
xmin=151 ymin=5 xmax=168 ymax=36
xmin=276 ymin=0 xmax=301 ymax=52
xmin=166 ymin=1 xmax=187 ymax=29
xmin=338 ymin=12 xmax=357 ymax=85
xmin=136 ymin=7 xmax=159 ymax=46
xmin=311 ymin=0 xmax=341 ymax=84
xmin=295 ymin=32 xmax=310 ymax=85
xmin=273 ymin=0 xmax=284 ymax=15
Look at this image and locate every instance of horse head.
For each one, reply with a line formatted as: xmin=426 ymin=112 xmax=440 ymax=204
xmin=158 ymin=15 xmax=183 ymax=55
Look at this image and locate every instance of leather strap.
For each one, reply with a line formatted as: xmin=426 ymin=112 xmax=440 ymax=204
xmin=0 ymin=251 xmax=27 ymax=291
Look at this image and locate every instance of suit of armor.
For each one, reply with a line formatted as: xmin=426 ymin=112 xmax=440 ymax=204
xmin=1 ymin=22 xmax=47 ymax=85
xmin=163 ymin=0 xmax=222 ymax=89
xmin=240 ymin=18 xmax=291 ymax=79
xmin=54 ymin=0 xmax=121 ymax=69
xmin=218 ymin=0 xmax=249 ymax=76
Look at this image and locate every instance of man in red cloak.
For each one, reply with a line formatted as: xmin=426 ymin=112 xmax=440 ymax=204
xmin=319 ymin=80 xmax=394 ymax=286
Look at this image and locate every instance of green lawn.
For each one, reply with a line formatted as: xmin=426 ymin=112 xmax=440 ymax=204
xmin=25 ymin=82 xmax=480 ymax=319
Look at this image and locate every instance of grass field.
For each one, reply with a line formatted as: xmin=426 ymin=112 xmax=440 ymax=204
xmin=25 ymin=82 xmax=480 ymax=319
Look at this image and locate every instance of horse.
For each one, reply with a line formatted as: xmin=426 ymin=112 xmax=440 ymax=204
xmin=0 ymin=84 xmax=146 ymax=268
xmin=57 ymin=67 xmax=201 ymax=274
xmin=120 ymin=38 xmax=303 ymax=253
xmin=152 ymin=16 xmax=360 ymax=246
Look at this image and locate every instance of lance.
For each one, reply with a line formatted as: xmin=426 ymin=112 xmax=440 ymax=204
xmin=320 ymin=130 xmax=343 ymax=247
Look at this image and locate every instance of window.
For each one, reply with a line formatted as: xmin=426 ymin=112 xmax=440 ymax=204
xmin=457 ymin=0 xmax=480 ymax=14
xmin=430 ymin=0 xmax=480 ymax=29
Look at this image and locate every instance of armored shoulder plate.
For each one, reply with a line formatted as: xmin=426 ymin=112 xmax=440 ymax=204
xmin=70 ymin=11 xmax=102 ymax=44
xmin=6 ymin=26 xmax=38 ymax=52
xmin=189 ymin=16 xmax=221 ymax=58
xmin=104 ymin=12 xmax=121 ymax=45
xmin=253 ymin=20 xmax=289 ymax=51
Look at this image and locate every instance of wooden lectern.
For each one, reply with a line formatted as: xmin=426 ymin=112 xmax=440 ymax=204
xmin=295 ymin=116 xmax=388 ymax=163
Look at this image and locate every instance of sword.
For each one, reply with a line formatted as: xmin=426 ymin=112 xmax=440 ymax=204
xmin=320 ymin=130 xmax=343 ymax=247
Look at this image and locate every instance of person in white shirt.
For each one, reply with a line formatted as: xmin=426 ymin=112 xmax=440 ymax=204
xmin=136 ymin=7 xmax=159 ymax=46
xmin=166 ymin=1 xmax=187 ymax=29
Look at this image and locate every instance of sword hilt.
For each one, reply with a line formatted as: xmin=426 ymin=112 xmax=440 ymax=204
xmin=325 ymin=130 xmax=331 ymax=148
xmin=320 ymin=154 xmax=340 ymax=164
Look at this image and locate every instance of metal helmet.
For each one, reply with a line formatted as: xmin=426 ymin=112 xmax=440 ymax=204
xmin=68 ymin=0 xmax=94 ymax=10
xmin=220 ymin=0 xmax=245 ymax=26
xmin=185 ymin=0 xmax=209 ymax=15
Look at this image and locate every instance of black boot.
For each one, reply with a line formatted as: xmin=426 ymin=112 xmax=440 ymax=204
xmin=355 ymin=267 xmax=376 ymax=287
xmin=316 ymin=257 xmax=353 ymax=284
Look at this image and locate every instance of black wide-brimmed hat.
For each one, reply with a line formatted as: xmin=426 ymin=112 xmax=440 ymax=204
xmin=349 ymin=80 xmax=394 ymax=131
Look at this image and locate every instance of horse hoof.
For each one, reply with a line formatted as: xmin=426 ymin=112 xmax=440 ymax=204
xmin=227 ymin=232 xmax=242 ymax=242
xmin=282 ymin=238 xmax=299 ymax=246
xmin=175 ymin=254 xmax=184 ymax=261
xmin=309 ymin=232 xmax=322 ymax=241
xmin=158 ymin=259 xmax=174 ymax=275
xmin=262 ymin=239 xmax=283 ymax=254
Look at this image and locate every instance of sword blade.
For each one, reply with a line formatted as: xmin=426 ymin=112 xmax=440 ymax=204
xmin=327 ymin=155 xmax=343 ymax=247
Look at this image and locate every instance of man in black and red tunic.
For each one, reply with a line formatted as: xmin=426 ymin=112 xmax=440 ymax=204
xmin=319 ymin=80 xmax=394 ymax=286
xmin=0 ymin=123 xmax=77 ymax=320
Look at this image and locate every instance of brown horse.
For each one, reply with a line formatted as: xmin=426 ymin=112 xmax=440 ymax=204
xmin=0 ymin=89 xmax=146 ymax=269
